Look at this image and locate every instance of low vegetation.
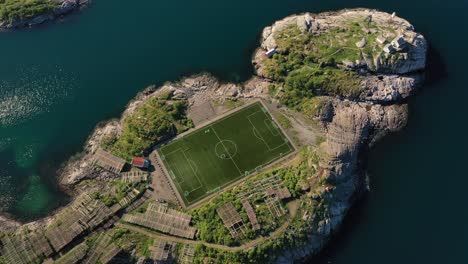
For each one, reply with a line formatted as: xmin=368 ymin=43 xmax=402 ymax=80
xmin=0 ymin=0 xmax=56 ymax=24
xmin=274 ymin=111 xmax=292 ymax=129
xmin=263 ymin=21 xmax=395 ymax=110
xmin=159 ymin=102 xmax=293 ymax=206
xmin=190 ymin=147 xmax=320 ymax=248
xmin=192 ymin=194 xmax=332 ymax=264
xmin=101 ymin=95 xmax=193 ymax=161
xmin=92 ymin=181 xmax=146 ymax=207
xmin=112 ymin=228 xmax=154 ymax=259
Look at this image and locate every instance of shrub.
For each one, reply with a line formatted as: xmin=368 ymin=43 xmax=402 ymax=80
xmin=101 ymin=95 xmax=193 ymax=161
xmin=0 ymin=0 xmax=56 ymax=24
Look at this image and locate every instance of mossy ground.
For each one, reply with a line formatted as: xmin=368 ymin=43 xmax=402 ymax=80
xmin=101 ymin=95 xmax=193 ymax=161
xmin=0 ymin=0 xmax=56 ymax=24
xmin=263 ymin=19 xmax=398 ymax=111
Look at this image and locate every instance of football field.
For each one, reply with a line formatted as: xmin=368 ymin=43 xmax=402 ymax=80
xmin=158 ymin=101 xmax=294 ymax=206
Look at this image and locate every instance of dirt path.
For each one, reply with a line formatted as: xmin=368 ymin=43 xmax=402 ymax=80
xmin=116 ymin=200 xmax=299 ymax=252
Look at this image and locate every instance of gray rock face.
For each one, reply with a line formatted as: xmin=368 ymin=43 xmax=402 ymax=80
xmin=374 ymin=33 xmax=427 ymax=74
xmin=266 ymin=9 xmax=427 ymax=264
xmin=0 ymin=8 xmax=427 ymax=264
xmin=254 ymin=9 xmax=427 ymax=79
xmin=54 ymin=0 xmax=79 ymax=16
xmin=360 ymin=74 xmax=423 ymax=102
xmin=325 ymin=102 xmax=370 ymax=163
xmin=28 ymin=15 xmax=51 ymax=26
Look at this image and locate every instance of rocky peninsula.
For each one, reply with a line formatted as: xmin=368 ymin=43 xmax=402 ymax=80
xmin=0 ymin=8 xmax=427 ymax=264
xmin=0 ymin=0 xmax=89 ymax=30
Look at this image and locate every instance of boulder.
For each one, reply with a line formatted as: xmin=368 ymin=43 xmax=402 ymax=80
xmin=355 ymin=37 xmax=367 ymax=48
xmin=54 ymin=0 xmax=78 ymax=16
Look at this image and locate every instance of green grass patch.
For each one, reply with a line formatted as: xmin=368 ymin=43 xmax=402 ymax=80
xmin=0 ymin=0 xmax=56 ymax=24
xmin=101 ymin=95 xmax=193 ymax=161
xmin=274 ymin=112 xmax=292 ymax=129
xmin=315 ymin=135 xmax=326 ymax=145
xmin=262 ymin=23 xmax=368 ymax=110
xmin=158 ymin=102 xmax=294 ymax=206
xmin=280 ymin=66 xmax=361 ymax=109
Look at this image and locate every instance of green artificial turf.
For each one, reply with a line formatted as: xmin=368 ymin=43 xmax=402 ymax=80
xmin=158 ymin=102 xmax=294 ymax=206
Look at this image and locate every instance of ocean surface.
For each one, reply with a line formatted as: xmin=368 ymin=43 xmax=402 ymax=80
xmin=0 ymin=0 xmax=467 ymax=263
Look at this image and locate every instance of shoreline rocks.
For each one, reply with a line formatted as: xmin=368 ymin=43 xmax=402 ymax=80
xmin=0 ymin=0 xmax=90 ymax=30
xmin=253 ymin=9 xmax=426 ymax=263
xmin=0 ymin=8 xmax=427 ymax=263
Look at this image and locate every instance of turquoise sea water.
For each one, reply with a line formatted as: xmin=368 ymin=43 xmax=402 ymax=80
xmin=1 ymin=0 xmax=467 ymax=263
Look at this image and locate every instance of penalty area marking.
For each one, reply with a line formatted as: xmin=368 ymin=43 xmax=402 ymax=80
xmin=163 ymin=148 xmax=204 ymax=194
xmin=247 ymin=110 xmax=289 ymax=152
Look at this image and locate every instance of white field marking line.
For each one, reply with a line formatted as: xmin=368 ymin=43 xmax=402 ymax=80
xmin=172 ymin=165 xmax=185 ymax=185
xmin=241 ymin=142 xmax=294 ymax=174
xmin=160 ymin=146 xmax=187 ymax=158
xmin=249 ymin=119 xmax=275 ymax=151
xmin=264 ymin=119 xmax=280 ymax=136
xmin=214 ymin=140 xmax=238 ymax=159
xmin=253 ymin=109 xmax=291 ymax=151
xmin=247 ymin=112 xmax=289 ymax=152
xmin=165 ymin=148 xmax=203 ymax=193
xmin=189 ymin=140 xmax=295 ymax=205
xmin=157 ymin=151 xmax=194 ymax=204
xmin=210 ymin=125 xmax=243 ymax=176
xmin=251 ymin=127 xmax=264 ymax=141
xmin=157 ymin=150 xmax=190 ymax=204
xmin=252 ymin=108 xmax=283 ymax=138
xmin=169 ymin=160 xmax=202 ymax=204
xmin=257 ymin=144 xmax=294 ymax=168
xmin=165 ymin=165 xmax=190 ymax=204
xmin=168 ymin=102 xmax=262 ymax=145
xmin=204 ymin=144 xmax=295 ymax=195
xmin=162 ymin=147 xmax=185 ymax=184
xmin=181 ymin=149 xmax=204 ymax=191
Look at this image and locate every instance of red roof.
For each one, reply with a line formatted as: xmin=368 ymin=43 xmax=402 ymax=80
xmin=132 ymin=157 xmax=147 ymax=167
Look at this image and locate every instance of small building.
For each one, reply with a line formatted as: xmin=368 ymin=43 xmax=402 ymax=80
xmin=132 ymin=157 xmax=150 ymax=169
xmin=391 ymin=36 xmax=407 ymax=50
xmin=376 ymin=36 xmax=386 ymax=45
xmin=265 ymin=48 xmax=277 ymax=58
xmin=383 ymin=43 xmax=396 ymax=54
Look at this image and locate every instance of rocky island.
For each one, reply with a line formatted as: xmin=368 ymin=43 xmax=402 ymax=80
xmin=0 ymin=9 xmax=427 ymax=264
xmin=0 ymin=0 xmax=88 ymax=30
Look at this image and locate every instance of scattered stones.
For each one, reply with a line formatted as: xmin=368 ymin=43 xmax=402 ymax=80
xmin=376 ymin=35 xmax=387 ymax=44
xmin=355 ymin=37 xmax=367 ymax=48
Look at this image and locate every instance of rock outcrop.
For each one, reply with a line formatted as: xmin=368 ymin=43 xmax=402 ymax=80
xmin=254 ymin=9 xmax=426 ymax=263
xmin=0 ymin=8 xmax=427 ymax=264
xmin=0 ymin=0 xmax=90 ymax=30
xmin=359 ymin=74 xmax=423 ymax=102
xmin=253 ymin=9 xmax=427 ymax=78
xmin=59 ymin=73 xmax=248 ymax=185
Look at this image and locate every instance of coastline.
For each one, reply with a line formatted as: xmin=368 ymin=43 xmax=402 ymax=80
xmin=0 ymin=8 xmax=427 ymax=263
xmin=0 ymin=0 xmax=91 ymax=31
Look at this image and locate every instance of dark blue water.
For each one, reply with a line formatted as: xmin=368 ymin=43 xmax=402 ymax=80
xmin=1 ymin=0 xmax=467 ymax=262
